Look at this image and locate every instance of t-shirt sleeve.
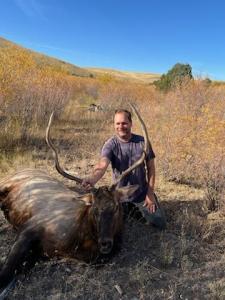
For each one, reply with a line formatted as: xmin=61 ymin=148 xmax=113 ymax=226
xmin=146 ymin=141 xmax=155 ymax=161
xmin=101 ymin=139 xmax=113 ymax=161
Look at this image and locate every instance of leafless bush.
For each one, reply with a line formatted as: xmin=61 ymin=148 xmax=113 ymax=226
xmin=2 ymin=70 xmax=72 ymax=144
xmin=201 ymin=157 xmax=225 ymax=213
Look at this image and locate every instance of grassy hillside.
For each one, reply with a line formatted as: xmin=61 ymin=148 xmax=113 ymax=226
xmin=0 ymin=37 xmax=92 ymax=78
xmin=87 ymin=67 xmax=161 ymax=83
xmin=0 ymin=37 xmax=161 ymax=83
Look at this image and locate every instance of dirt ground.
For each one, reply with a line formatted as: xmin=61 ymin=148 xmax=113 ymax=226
xmin=0 ymin=158 xmax=224 ymax=300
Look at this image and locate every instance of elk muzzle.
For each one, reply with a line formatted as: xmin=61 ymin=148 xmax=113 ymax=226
xmin=98 ymin=237 xmax=113 ymax=254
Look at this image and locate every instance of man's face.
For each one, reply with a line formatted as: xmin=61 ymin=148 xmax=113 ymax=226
xmin=114 ymin=112 xmax=132 ymax=140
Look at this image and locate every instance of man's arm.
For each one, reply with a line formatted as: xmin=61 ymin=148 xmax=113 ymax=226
xmin=144 ymin=158 xmax=156 ymax=213
xmin=82 ymin=157 xmax=110 ymax=188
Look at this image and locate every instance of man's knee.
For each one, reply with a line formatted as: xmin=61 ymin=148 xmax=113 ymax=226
xmin=136 ymin=195 xmax=167 ymax=230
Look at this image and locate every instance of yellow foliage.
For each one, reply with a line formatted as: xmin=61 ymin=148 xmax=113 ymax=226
xmin=0 ymin=43 xmax=224 ymax=208
xmin=0 ymin=46 xmax=36 ymax=99
xmin=98 ymin=73 xmax=117 ymax=84
xmin=0 ymin=43 xmax=74 ymax=144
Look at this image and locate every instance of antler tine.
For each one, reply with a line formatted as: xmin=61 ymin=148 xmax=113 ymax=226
xmin=111 ymin=103 xmax=150 ymax=187
xmin=46 ymin=112 xmax=83 ymax=184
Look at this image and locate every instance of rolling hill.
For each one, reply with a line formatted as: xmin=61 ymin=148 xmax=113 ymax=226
xmin=86 ymin=67 xmax=161 ymax=83
xmin=0 ymin=37 xmax=161 ymax=83
xmin=0 ymin=37 xmax=91 ymax=78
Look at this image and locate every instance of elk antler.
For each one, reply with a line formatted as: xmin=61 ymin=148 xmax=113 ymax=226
xmin=111 ymin=103 xmax=150 ymax=187
xmin=46 ymin=112 xmax=83 ymax=184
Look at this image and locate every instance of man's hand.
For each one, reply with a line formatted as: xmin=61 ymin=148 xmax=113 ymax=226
xmin=143 ymin=193 xmax=156 ymax=213
xmin=82 ymin=177 xmax=95 ymax=190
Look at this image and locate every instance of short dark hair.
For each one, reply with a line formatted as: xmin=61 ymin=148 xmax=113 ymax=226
xmin=114 ymin=109 xmax=132 ymax=122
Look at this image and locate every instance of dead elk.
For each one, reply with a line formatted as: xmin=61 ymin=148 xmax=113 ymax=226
xmin=0 ymin=104 xmax=149 ymax=292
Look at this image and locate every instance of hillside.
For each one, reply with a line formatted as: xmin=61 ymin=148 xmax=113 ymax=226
xmin=0 ymin=37 xmax=91 ymax=78
xmin=86 ymin=67 xmax=161 ymax=83
xmin=0 ymin=37 xmax=161 ymax=83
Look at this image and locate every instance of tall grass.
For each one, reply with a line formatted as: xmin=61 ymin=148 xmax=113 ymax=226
xmin=87 ymin=78 xmax=225 ymax=212
xmin=0 ymin=45 xmax=73 ymax=148
xmin=1 ymin=45 xmax=224 ymax=212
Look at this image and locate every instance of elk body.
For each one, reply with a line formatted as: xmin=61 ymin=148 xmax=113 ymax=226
xmin=0 ymin=104 xmax=149 ymax=292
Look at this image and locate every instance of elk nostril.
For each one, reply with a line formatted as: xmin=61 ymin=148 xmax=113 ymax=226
xmin=99 ymin=240 xmax=113 ymax=254
xmin=102 ymin=241 xmax=111 ymax=247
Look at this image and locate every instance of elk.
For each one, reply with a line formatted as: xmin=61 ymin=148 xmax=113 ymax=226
xmin=87 ymin=103 xmax=103 ymax=112
xmin=0 ymin=104 xmax=149 ymax=294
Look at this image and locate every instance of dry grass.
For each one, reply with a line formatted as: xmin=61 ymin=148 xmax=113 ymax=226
xmin=85 ymin=67 xmax=161 ymax=83
xmin=0 ymin=47 xmax=225 ymax=299
xmin=0 ymin=112 xmax=224 ymax=299
xmin=1 ymin=167 xmax=224 ymax=299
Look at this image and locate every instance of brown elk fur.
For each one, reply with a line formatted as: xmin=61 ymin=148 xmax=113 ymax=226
xmin=0 ymin=168 xmax=138 ymax=289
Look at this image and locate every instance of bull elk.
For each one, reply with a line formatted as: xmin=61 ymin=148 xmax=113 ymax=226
xmin=0 ymin=104 xmax=149 ymax=295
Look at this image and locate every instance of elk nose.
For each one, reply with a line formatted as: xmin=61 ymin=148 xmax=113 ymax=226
xmin=99 ymin=239 xmax=113 ymax=254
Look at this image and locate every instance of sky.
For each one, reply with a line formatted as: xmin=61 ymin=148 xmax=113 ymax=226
xmin=0 ymin=0 xmax=225 ymax=80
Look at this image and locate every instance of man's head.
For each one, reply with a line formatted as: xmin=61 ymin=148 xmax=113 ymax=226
xmin=114 ymin=109 xmax=132 ymax=141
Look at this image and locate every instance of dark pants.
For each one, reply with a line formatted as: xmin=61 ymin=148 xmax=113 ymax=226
xmin=122 ymin=193 xmax=166 ymax=230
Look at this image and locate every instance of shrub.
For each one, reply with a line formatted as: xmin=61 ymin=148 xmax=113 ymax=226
xmin=0 ymin=45 xmax=72 ymax=146
xmin=154 ymin=63 xmax=193 ymax=92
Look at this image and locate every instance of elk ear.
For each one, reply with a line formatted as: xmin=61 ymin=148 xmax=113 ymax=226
xmin=77 ymin=193 xmax=94 ymax=206
xmin=114 ymin=185 xmax=139 ymax=202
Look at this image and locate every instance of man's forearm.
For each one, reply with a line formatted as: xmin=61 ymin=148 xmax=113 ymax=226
xmin=85 ymin=158 xmax=109 ymax=186
xmin=147 ymin=159 xmax=155 ymax=190
xmin=148 ymin=175 xmax=155 ymax=191
xmin=146 ymin=158 xmax=156 ymax=202
xmin=91 ymin=167 xmax=106 ymax=185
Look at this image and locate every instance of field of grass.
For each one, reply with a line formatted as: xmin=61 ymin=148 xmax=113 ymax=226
xmin=0 ymin=37 xmax=92 ymax=78
xmin=86 ymin=67 xmax=161 ymax=83
xmin=0 ymin=37 xmax=225 ymax=299
xmin=0 ymin=111 xmax=224 ymax=299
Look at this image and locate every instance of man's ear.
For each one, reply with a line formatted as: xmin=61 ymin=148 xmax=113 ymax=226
xmin=76 ymin=193 xmax=94 ymax=206
xmin=114 ymin=185 xmax=139 ymax=202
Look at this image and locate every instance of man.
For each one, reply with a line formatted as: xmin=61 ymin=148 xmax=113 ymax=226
xmin=82 ymin=109 xmax=166 ymax=230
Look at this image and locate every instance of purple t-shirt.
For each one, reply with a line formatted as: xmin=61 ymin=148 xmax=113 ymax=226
xmin=101 ymin=134 xmax=155 ymax=203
